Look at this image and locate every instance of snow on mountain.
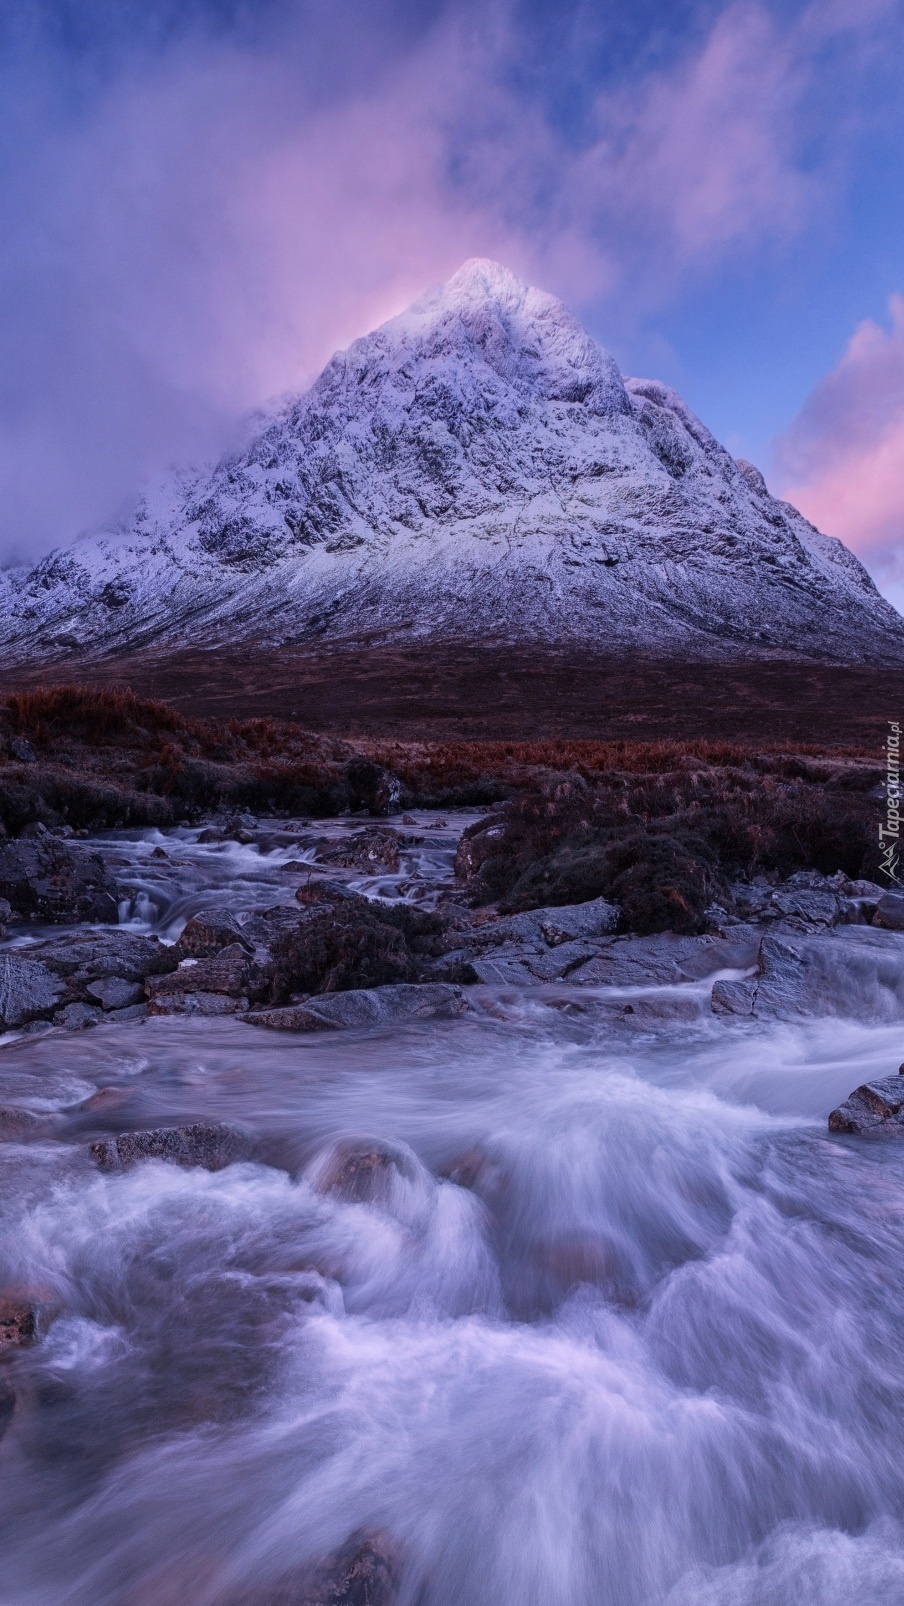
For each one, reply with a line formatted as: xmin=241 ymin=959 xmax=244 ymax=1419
xmin=2 ymin=257 xmax=902 ymax=666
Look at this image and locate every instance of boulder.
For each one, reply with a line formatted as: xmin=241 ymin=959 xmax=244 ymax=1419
xmin=32 ymin=930 xmax=178 ymax=985
xmin=145 ymin=944 xmax=260 ymax=1004
xmin=317 ymin=828 xmax=404 ymax=873
xmin=90 ymin=1121 xmax=252 ymax=1172
xmin=146 ymin=991 xmax=249 ymax=1017
xmin=0 ymin=837 xmax=119 ymax=923
xmin=85 ymin=976 xmax=146 ymax=1010
xmin=0 ymin=1106 xmax=50 ymax=1140
xmin=344 ymin=759 xmax=403 ymax=817
xmin=754 ymin=929 xmax=904 ymax=1022
xmin=873 ymin=893 xmax=904 ymax=931
xmin=568 ymin=928 xmax=762 ymax=988
xmin=176 ymin=909 xmax=254 ymax=959
xmin=0 ymin=954 xmax=67 ymax=1029
xmin=829 ymin=1074 xmax=904 ymax=1134
xmin=310 ymin=1140 xmax=417 ymax=1205
xmin=54 ymin=1002 xmax=102 ymax=1030
xmin=710 ymin=978 xmax=757 ymax=1016
xmin=0 ymin=1298 xmax=37 ymax=1353
xmin=246 ymin=983 xmax=467 ymax=1033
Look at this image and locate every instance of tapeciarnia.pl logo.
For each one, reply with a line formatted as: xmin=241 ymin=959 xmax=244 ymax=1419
xmin=880 ymin=720 xmax=902 ymax=885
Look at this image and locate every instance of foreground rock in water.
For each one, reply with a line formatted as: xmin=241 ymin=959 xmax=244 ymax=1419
xmin=711 ymin=928 xmax=904 ymax=1023
xmin=145 ymin=944 xmax=265 ymax=1016
xmin=230 ymin=1532 xmax=398 ymax=1606
xmin=90 ymin=1122 xmax=252 ymax=1172
xmin=246 ymin=983 xmax=468 ymax=1033
xmin=829 ymin=1074 xmax=904 ymax=1134
xmin=0 ymin=1296 xmax=39 ymax=1444
xmin=0 ymin=833 xmax=120 ymax=922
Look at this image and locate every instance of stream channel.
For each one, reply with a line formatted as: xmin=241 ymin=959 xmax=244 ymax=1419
xmin=1 ymin=812 xmax=903 ymax=1604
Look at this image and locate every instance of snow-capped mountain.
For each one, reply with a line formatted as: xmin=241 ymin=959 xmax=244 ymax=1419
xmin=2 ymin=258 xmax=902 ymax=665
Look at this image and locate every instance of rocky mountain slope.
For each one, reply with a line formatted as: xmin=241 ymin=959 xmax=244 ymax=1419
xmin=2 ymin=258 xmax=901 ymax=666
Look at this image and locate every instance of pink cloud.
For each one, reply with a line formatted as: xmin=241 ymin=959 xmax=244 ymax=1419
xmin=777 ymin=294 xmax=904 ymax=554
xmin=0 ymin=0 xmax=897 ymax=560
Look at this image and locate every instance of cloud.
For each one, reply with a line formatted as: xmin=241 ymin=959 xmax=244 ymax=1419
xmin=0 ymin=0 xmax=899 ymax=563
xmin=777 ymin=294 xmax=904 ymax=559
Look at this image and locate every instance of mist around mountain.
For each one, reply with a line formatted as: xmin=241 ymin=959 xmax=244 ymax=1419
xmin=2 ymin=259 xmax=901 ymax=667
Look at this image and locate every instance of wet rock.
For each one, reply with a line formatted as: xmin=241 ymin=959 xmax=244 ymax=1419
xmin=462 ymin=896 xmax=619 ymax=951
xmin=8 ymin=735 xmax=36 ymax=763
xmin=0 ymin=954 xmax=67 ymax=1029
xmin=568 ymin=928 xmax=762 ymax=988
xmin=176 ymin=909 xmax=254 ymax=959
xmin=0 ymin=1106 xmax=50 ymax=1140
xmin=147 ymin=990 xmax=249 ymax=1017
xmin=90 ymin=1121 xmax=252 ymax=1172
xmin=730 ymin=877 xmax=842 ymax=929
xmin=829 ymin=1075 xmax=904 ymax=1134
xmin=33 ymin=930 xmax=178 ymax=987
xmin=0 ymin=1298 xmax=37 ymax=1353
xmin=710 ymin=978 xmax=757 ymax=1016
xmin=246 ymin=983 xmax=467 ymax=1033
xmin=318 ymin=828 xmax=404 ymax=873
xmin=0 ymin=836 xmax=119 ymax=923
xmin=302 ymin=1532 xmax=398 ymax=1605
xmin=85 ymin=976 xmax=146 ymax=1010
xmin=311 ymin=1140 xmax=417 ymax=1204
xmin=873 ymin=893 xmax=904 ymax=931
xmin=54 ymin=1002 xmax=102 ymax=1030
xmin=295 ymin=879 xmax=358 ymax=906
xmin=146 ymin=944 xmax=261 ymax=1006
xmin=345 ymin=758 xmax=403 ymax=817
xmin=196 ymin=826 xmax=224 ymax=843
xmin=105 ymin=1002 xmax=149 ymax=1023
xmin=753 ymin=929 xmax=904 ymax=1021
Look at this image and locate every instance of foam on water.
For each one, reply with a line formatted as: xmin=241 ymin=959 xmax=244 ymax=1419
xmin=1 ymin=999 xmax=904 ymax=1603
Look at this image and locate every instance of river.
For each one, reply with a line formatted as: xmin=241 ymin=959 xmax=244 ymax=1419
xmin=1 ymin=814 xmax=903 ymax=1604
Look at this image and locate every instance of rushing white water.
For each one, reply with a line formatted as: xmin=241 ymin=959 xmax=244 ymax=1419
xmin=1 ymin=826 xmax=904 ymax=1604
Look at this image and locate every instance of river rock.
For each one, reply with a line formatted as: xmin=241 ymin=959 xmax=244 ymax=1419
xmin=90 ymin=1122 xmax=253 ymax=1172
xmin=829 ymin=1075 xmax=904 ymax=1134
xmin=176 ymin=909 xmax=254 ymax=959
xmin=0 ymin=1298 xmax=37 ymax=1352
xmin=54 ymin=1002 xmax=102 ymax=1030
xmin=753 ymin=929 xmax=904 ymax=1021
xmin=85 ymin=976 xmax=146 ymax=1010
xmin=145 ymin=944 xmax=261 ymax=1005
xmin=345 ymin=759 xmax=403 ymax=817
xmin=872 ymin=893 xmax=904 ymax=931
xmin=710 ymin=978 xmax=757 ymax=1016
xmin=317 ymin=827 xmax=404 ymax=873
xmin=147 ymin=990 xmax=250 ymax=1017
xmin=0 ymin=1106 xmax=51 ymax=1140
xmin=0 ymin=837 xmax=120 ymax=922
xmin=0 ymin=954 xmax=67 ymax=1029
xmin=246 ymin=983 xmax=467 ymax=1032
xmin=302 ymin=1533 xmax=397 ymax=1604
xmin=32 ymin=930 xmax=178 ymax=986
xmin=568 ymin=928 xmax=762 ymax=988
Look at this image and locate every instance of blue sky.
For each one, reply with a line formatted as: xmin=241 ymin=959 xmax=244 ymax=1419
xmin=1 ymin=0 xmax=902 ymax=596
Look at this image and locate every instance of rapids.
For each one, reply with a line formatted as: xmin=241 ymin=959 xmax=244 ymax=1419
xmin=1 ymin=816 xmax=904 ymax=1604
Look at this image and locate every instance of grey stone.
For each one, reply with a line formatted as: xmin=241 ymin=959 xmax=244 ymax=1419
xmin=710 ymin=978 xmax=757 ymax=1016
xmin=873 ymin=893 xmax=904 ymax=931
xmin=146 ymin=944 xmax=258 ymax=1002
xmin=829 ymin=1076 xmax=904 ymax=1134
xmin=0 ymin=955 xmax=67 ymax=1029
xmin=147 ymin=991 xmax=249 ymax=1017
xmin=85 ymin=976 xmax=146 ymax=1010
xmin=91 ymin=1121 xmax=252 ymax=1172
xmin=33 ymin=931 xmax=178 ymax=985
xmin=104 ymin=1002 xmax=149 ymax=1023
xmin=55 ymin=1003 xmax=102 ymax=1030
xmin=754 ymin=928 xmax=904 ymax=1022
xmin=176 ymin=909 xmax=253 ymax=959
xmin=568 ymin=929 xmax=762 ymax=988
xmin=246 ymin=983 xmax=467 ymax=1032
xmin=0 ymin=838 xmax=119 ymax=923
